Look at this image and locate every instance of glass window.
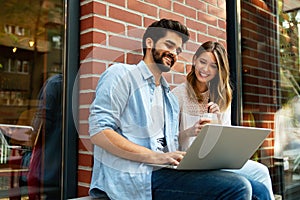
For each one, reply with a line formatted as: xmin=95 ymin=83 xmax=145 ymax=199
xmin=237 ymin=0 xmax=300 ymax=198
xmin=275 ymin=0 xmax=300 ymax=197
xmin=0 ymin=0 xmax=64 ymax=199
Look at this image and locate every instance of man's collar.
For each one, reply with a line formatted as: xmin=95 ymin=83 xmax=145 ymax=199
xmin=138 ymin=61 xmax=170 ymax=91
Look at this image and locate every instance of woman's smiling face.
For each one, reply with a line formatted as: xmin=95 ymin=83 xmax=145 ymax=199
xmin=194 ymin=51 xmax=218 ymax=84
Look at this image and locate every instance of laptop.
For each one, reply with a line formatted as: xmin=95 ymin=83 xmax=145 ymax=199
xmin=149 ymin=124 xmax=271 ymax=170
xmin=0 ymin=124 xmax=34 ymax=147
xmin=0 ymin=124 xmax=34 ymax=164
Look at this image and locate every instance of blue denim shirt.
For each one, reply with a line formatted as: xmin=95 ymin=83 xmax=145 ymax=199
xmin=89 ymin=61 xmax=180 ymax=200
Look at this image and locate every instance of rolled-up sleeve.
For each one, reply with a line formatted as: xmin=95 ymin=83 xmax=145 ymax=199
xmin=89 ymin=64 xmax=130 ymax=137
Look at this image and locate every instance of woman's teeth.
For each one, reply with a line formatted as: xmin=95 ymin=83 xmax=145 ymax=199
xmin=200 ymin=72 xmax=208 ymax=77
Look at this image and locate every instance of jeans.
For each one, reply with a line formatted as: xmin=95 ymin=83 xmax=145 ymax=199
xmin=227 ymin=160 xmax=274 ymax=200
xmin=152 ymin=168 xmax=271 ymax=200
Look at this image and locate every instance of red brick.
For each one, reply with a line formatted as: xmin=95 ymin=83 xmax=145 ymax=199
xmin=81 ymin=2 xmax=106 ymax=16
xmin=208 ymin=26 xmax=226 ymax=40
xmin=186 ymin=41 xmax=199 ymax=53
xmin=203 ymin=0 xmax=217 ymax=6
xmin=79 ymin=123 xmax=89 ymax=136
xmin=81 ymin=16 xmax=126 ymax=34
xmin=242 ymin=20 xmax=258 ymax=32
xmin=217 ymin=0 xmax=226 ymax=9
xmin=78 ymin=153 xmax=93 ymax=167
xmin=159 ymin=10 xmax=184 ymax=24
xmin=81 ymin=46 xmax=125 ymax=63
xmin=261 ymin=139 xmax=274 ymax=149
xmin=128 ymin=0 xmax=157 ymax=17
xmin=186 ymin=64 xmax=192 ymax=74
xmin=243 ymin=57 xmax=259 ymax=67
xmin=163 ymin=73 xmax=172 ymax=83
xmin=144 ymin=18 xmax=157 ymax=28
xmin=78 ymin=168 xmax=92 ymax=184
xmin=197 ymin=34 xmax=215 ymax=43
xmin=172 ymin=62 xmax=185 ymax=74
xmin=128 ymin=25 xmax=145 ymax=39
xmin=78 ymin=109 xmax=89 ymax=122
xmin=260 ymin=148 xmax=274 ymax=158
xmin=218 ymin=19 xmax=226 ymax=29
xmin=144 ymin=0 xmax=171 ymax=10
xmin=94 ymin=17 xmax=125 ymax=34
xmin=109 ymin=7 xmax=142 ymax=26
xmin=173 ymin=2 xmax=197 ymax=19
xmin=208 ymin=4 xmax=225 ymax=19
xmin=77 ymin=186 xmax=89 ymax=197
xmin=178 ymin=51 xmax=193 ymax=63
xmin=186 ymin=0 xmax=206 ymax=12
xmin=79 ymin=138 xmax=93 ymax=152
xmin=127 ymin=53 xmax=143 ymax=64
xmin=80 ymin=17 xmax=94 ymax=31
xmin=79 ymin=62 xmax=106 ymax=76
xmin=79 ymin=92 xmax=95 ymax=105
xmin=80 ymin=31 xmax=106 ymax=45
xmin=80 ymin=31 xmax=106 ymax=46
xmin=80 ymin=47 xmax=93 ymax=60
xmin=186 ymin=19 xmax=207 ymax=34
xmin=173 ymin=73 xmax=186 ymax=84
xmin=197 ymin=12 xmax=217 ymax=27
xmin=104 ymin=0 xmax=125 ymax=7
xmin=109 ymin=35 xmax=141 ymax=52
xmin=218 ymin=40 xmax=227 ymax=49
xmin=79 ymin=76 xmax=99 ymax=90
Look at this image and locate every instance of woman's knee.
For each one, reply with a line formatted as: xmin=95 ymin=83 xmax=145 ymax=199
xmin=219 ymin=173 xmax=252 ymax=199
xmin=250 ymin=180 xmax=272 ymax=200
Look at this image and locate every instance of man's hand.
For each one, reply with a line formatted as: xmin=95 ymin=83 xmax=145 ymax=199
xmin=147 ymin=151 xmax=186 ymax=165
xmin=91 ymin=129 xmax=186 ymax=165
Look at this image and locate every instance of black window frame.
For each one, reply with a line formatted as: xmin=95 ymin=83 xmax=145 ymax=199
xmin=226 ymin=0 xmax=243 ymax=126
xmin=62 ymin=0 xmax=80 ymax=199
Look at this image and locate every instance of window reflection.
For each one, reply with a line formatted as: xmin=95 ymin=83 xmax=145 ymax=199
xmin=275 ymin=0 xmax=300 ymax=198
xmin=0 ymin=0 xmax=64 ymax=199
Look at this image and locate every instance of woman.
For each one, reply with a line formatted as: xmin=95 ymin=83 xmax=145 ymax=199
xmin=172 ymin=41 xmax=274 ymax=200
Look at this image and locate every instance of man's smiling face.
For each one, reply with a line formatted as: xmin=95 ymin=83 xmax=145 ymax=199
xmin=151 ymin=31 xmax=183 ymax=72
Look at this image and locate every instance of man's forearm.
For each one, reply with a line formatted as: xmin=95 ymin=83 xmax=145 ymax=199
xmin=90 ymin=129 xmax=156 ymax=163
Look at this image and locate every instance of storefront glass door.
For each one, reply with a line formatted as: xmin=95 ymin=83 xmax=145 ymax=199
xmin=0 ymin=0 xmax=64 ymax=199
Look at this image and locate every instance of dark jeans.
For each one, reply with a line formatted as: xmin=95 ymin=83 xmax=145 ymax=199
xmin=152 ymin=168 xmax=271 ymax=200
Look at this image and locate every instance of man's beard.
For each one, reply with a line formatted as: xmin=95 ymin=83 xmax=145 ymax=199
xmin=151 ymin=48 xmax=175 ymax=72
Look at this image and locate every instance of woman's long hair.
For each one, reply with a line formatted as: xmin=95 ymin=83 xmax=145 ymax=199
xmin=186 ymin=41 xmax=232 ymax=112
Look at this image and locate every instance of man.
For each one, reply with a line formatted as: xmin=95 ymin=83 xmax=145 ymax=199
xmin=89 ymin=19 xmax=271 ymax=200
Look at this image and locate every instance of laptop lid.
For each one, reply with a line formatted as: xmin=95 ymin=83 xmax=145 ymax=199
xmin=175 ymin=124 xmax=271 ymax=170
xmin=0 ymin=124 xmax=34 ymax=147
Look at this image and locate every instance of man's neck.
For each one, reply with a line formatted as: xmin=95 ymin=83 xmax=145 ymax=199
xmin=144 ymin=59 xmax=162 ymax=86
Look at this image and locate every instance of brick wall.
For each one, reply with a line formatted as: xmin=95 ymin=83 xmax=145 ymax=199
xmin=240 ymin=0 xmax=278 ymax=165
xmin=240 ymin=1 xmax=280 ymax=195
xmin=78 ymin=0 xmax=226 ymax=196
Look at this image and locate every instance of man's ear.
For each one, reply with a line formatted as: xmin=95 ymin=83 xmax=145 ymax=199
xmin=145 ymin=38 xmax=153 ymax=48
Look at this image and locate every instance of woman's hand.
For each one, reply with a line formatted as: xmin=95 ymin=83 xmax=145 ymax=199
xmin=207 ymin=102 xmax=220 ymax=114
xmin=187 ymin=118 xmax=211 ymax=137
xmin=207 ymin=102 xmax=222 ymax=124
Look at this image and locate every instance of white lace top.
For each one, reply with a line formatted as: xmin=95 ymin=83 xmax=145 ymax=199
xmin=172 ymin=82 xmax=231 ymax=150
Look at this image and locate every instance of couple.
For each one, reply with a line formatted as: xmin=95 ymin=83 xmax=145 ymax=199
xmin=88 ymin=18 xmax=274 ymax=200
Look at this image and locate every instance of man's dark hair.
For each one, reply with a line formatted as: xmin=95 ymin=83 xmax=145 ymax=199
xmin=142 ymin=18 xmax=190 ymax=56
